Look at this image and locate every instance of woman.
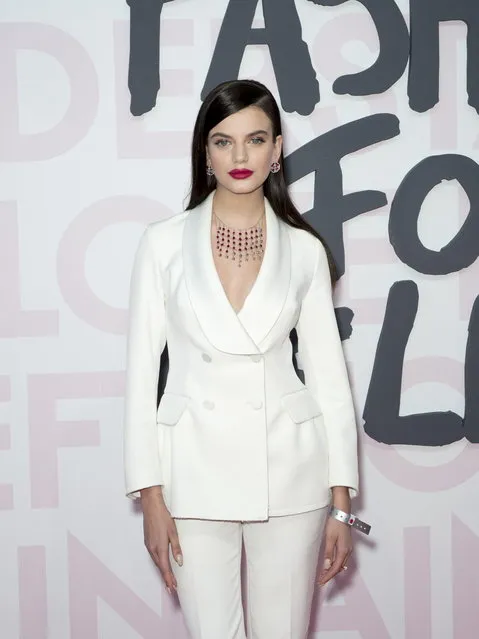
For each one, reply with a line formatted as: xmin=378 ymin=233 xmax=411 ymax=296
xmin=123 ymin=79 xmax=360 ymax=639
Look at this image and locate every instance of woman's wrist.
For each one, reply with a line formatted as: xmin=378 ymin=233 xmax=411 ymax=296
xmin=331 ymin=486 xmax=351 ymax=513
xmin=140 ymin=485 xmax=165 ymax=506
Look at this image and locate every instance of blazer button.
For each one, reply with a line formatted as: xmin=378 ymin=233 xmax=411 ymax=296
xmin=202 ymin=353 xmax=212 ymax=363
xmin=249 ymin=399 xmax=263 ymax=410
xmin=203 ymin=400 xmax=215 ymax=410
xmin=250 ymin=354 xmax=262 ymax=363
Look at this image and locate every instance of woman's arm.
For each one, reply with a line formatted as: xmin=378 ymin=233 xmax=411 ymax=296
xmin=295 ymin=237 xmax=359 ymax=586
xmin=295 ymin=237 xmax=359 ymax=499
xmin=123 ymin=227 xmax=184 ymax=594
xmin=123 ymin=226 xmax=167 ymax=498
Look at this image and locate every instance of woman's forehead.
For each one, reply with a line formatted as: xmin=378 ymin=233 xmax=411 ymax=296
xmin=210 ymin=106 xmax=272 ymax=136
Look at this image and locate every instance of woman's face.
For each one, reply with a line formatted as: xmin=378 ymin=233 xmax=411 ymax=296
xmin=205 ymin=106 xmax=282 ymax=195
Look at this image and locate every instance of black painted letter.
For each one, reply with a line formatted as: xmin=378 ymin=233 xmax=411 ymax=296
xmin=363 ymin=280 xmax=464 ymax=446
xmin=390 ymin=154 xmax=479 ymax=274
xmin=309 ymin=0 xmax=409 ymax=97
xmin=203 ymin=0 xmax=318 ymax=115
xmin=286 ymin=113 xmax=399 ymax=340
xmin=127 ymin=0 xmax=177 ymax=116
xmin=286 ymin=113 xmax=400 ymax=278
xmin=464 ymin=296 xmax=479 ymax=443
xmin=408 ymin=0 xmax=479 ymax=113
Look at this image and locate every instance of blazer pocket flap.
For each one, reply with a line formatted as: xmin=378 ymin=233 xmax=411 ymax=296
xmin=156 ymin=393 xmax=189 ymax=426
xmin=281 ymin=388 xmax=322 ymax=423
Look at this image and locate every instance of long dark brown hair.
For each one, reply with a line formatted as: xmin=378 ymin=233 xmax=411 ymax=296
xmin=185 ymin=79 xmax=337 ymax=282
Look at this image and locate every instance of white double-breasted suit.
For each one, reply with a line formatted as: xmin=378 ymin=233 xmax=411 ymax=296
xmin=123 ymin=190 xmax=359 ymax=522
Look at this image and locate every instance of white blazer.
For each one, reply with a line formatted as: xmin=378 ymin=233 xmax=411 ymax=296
xmin=123 ymin=190 xmax=359 ymax=521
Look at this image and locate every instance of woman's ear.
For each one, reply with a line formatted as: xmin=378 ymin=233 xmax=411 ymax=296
xmin=274 ymin=134 xmax=283 ymax=162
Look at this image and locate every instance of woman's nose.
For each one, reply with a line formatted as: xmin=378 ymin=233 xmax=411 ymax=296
xmin=232 ymin=143 xmax=248 ymax=163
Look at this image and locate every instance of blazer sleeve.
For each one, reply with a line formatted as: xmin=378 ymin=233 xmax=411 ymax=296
xmin=123 ymin=226 xmax=167 ymax=499
xmin=295 ymin=238 xmax=359 ymax=498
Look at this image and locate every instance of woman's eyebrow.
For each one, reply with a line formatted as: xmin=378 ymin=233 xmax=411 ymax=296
xmin=209 ymin=129 xmax=270 ymax=139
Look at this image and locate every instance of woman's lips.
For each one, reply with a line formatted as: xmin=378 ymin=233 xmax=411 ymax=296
xmin=229 ymin=169 xmax=254 ymax=179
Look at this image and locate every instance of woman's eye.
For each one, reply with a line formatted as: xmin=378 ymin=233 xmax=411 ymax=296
xmin=213 ymin=137 xmax=265 ymax=147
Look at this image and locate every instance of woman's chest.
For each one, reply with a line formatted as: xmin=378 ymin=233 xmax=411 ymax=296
xmin=212 ymin=252 xmax=263 ymax=315
xmin=160 ymin=224 xmax=312 ymax=353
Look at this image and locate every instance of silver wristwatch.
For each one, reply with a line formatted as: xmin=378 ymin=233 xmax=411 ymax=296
xmin=330 ymin=506 xmax=371 ymax=535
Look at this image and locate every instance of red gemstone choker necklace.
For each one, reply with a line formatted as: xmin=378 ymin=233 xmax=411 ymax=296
xmin=213 ymin=210 xmax=265 ymax=268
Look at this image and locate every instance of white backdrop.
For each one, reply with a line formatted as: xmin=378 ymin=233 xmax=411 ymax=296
xmin=1 ymin=1 xmax=478 ymax=638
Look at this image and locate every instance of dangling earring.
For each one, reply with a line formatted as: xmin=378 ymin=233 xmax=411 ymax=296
xmin=206 ymin=163 xmax=215 ymax=176
xmin=270 ymin=161 xmax=280 ymax=174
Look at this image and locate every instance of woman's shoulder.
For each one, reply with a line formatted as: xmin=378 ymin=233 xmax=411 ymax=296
xmin=147 ymin=209 xmax=189 ymax=231
xmin=285 ymin=222 xmax=327 ymax=262
xmin=145 ymin=210 xmax=189 ymax=243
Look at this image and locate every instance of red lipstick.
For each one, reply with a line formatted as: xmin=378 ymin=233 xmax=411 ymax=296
xmin=229 ymin=169 xmax=253 ymax=179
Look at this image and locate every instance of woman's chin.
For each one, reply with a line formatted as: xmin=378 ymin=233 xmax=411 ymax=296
xmin=218 ymin=176 xmax=266 ymax=195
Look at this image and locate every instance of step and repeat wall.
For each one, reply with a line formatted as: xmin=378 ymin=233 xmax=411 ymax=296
xmin=1 ymin=1 xmax=478 ymax=637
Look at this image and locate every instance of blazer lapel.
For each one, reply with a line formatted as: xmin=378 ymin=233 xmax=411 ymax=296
xmin=182 ymin=191 xmax=291 ymax=355
xmin=183 ymin=192 xmax=258 ymax=354
xmin=237 ymin=198 xmax=291 ymax=347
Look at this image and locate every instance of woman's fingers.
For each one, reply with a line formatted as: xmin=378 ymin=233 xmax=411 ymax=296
xmin=323 ymin=536 xmax=335 ymax=572
xmin=316 ymin=536 xmax=336 ymax=586
xmin=157 ymin=544 xmax=177 ymax=594
xmin=145 ymin=531 xmax=177 ymax=594
xmin=325 ymin=545 xmax=350 ymax=583
xmin=341 ymin=548 xmax=352 ymax=571
xmin=317 ymin=520 xmax=353 ymax=586
xmin=157 ymin=522 xmax=184 ymax=594
xmin=169 ymin=523 xmax=183 ymax=567
xmin=142 ymin=502 xmax=182 ymax=595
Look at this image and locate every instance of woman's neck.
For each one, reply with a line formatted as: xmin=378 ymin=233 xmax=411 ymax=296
xmin=212 ymin=186 xmax=265 ymax=228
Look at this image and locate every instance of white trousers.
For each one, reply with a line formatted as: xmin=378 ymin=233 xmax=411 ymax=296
xmin=170 ymin=507 xmax=328 ymax=639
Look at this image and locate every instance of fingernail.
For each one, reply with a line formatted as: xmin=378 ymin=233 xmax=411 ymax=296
xmin=176 ymin=554 xmax=183 ymax=567
xmin=166 ymin=586 xmax=172 ymax=595
xmin=323 ymin=558 xmax=331 ymax=570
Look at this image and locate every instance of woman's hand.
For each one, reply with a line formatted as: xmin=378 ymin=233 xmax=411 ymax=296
xmin=317 ymin=486 xmax=353 ymax=587
xmin=140 ymin=487 xmax=183 ymax=595
xmin=317 ymin=516 xmax=353 ymax=586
